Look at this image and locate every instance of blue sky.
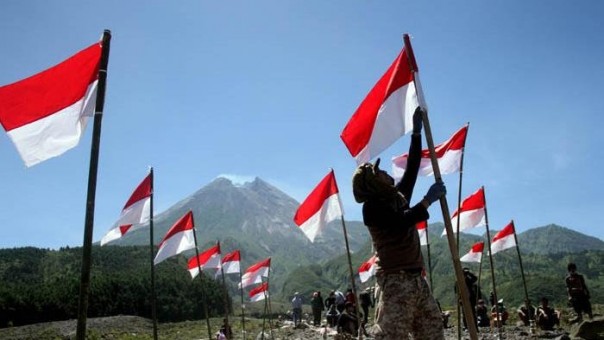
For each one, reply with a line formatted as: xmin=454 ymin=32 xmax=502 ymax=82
xmin=1 ymin=1 xmax=603 ymax=249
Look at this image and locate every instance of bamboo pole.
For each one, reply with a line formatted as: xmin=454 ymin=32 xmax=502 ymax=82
xmin=455 ymin=123 xmax=469 ymax=339
xmin=149 ymin=168 xmax=158 ymax=340
xmin=192 ymin=230 xmax=213 ymax=340
xmin=482 ymin=187 xmax=502 ymax=338
xmin=76 ymin=30 xmax=112 ymax=340
xmin=217 ymin=241 xmax=231 ymax=335
xmin=237 ymin=254 xmax=247 ymax=340
xmin=403 ymin=34 xmax=478 ymax=340
xmin=339 ymin=215 xmax=364 ymax=340
xmin=512 ymin=220 xmax=532 ymax=321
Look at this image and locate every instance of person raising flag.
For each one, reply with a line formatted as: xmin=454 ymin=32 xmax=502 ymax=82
xmin=352 ymin=108 xmax=446 ymax=339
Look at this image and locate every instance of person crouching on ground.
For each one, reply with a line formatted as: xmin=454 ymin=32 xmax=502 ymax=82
xmin=352 ymin=107 xmax=447 ymax=340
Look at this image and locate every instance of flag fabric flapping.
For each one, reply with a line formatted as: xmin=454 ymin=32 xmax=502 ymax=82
xmin=416 ymin=220 xmax=428 ymax=246
xmin=188 ymin=244 xmax=222 ymax=279
xmin=392 ymin=124 xmax=468 ymax=178
xmin=0 ymin=42 xmax=102 ymax=166
xmin=239 ymin=258 xmax=271 ymax=289
xmin=101 ymin=173 xmax=152 ymax=245
xmin=491 ymin=222 xmax=516 ymax=254
xmin=443 ymin=187 xmax=486 ymax=236
xmin=154 ymin=211 xmax=196 ymax=265
xmin=293 ymin=170 xmax=343 ymax=242
xmin=460 ymin=241 xmax=485 ymax=263
xmin=340 ymin=47 xmax=420 ymax=164
xmin=221 ymin=250 xmax=241 ymax=275
xmin=249 ymin=282 xmax=269 ymax=302
xmin=358 ymin=254 xmax=378 ymax=283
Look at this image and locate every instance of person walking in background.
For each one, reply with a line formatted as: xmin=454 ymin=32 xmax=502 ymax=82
xmin=352 ymin=108 xmax=447 ymax=340
xmin=565 ymin=262 xmax=593 ymax=322
xmin=291 ymin=292 xmax=303 ymax=328
xmin=310 ymin=291 xmax=325 ymax=326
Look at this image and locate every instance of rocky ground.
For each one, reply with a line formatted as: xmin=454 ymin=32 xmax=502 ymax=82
xmin=0 ymin=315 xmax=602 ymax=339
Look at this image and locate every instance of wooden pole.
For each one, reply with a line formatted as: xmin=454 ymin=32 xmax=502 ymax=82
xmin=149 ymin=168 xmax=158 ymax=340
xmin=511 ymin=220 xmax=532 ymax=320
xmin=482 ymin=187 xmax=502 ymax=338
xmin=76 ymin=30 xmax=111 ymax=340
xmin=238 ymin=255 xmax=247 ymax=340
xmin=455 ymin=123 xmax=469 ymax=339
xmin=192 ymin=229 xmax=213 ymax=340
xmin=403 ymin=33 xmax=478 ymax=340
xmin=217 ymin=242 xmax=231 ymax=332
xmin=266 ymin=265 xmax=275 ymax=340
xmin=339 ymin=215 xmax=364 ymax=339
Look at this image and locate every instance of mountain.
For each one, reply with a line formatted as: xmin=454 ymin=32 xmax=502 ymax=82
xmin=517 ymin=224 xmax=604 ymax=254
xmin=110 ymin=177 xmax=369 ymax=292
xmin=282 ymin=221 xmax=604 ymax=309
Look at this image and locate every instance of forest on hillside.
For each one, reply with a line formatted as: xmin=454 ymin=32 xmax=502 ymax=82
xmin=0 ymin=246 xmax=230 ymax=328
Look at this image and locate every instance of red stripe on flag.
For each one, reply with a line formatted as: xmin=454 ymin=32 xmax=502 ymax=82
xmin=340 ymin=48 xmax=414 ymax=158
xmin=159 ymin=211 xmax=194 ymax=248
xmin=293 ymin=170 xmax=339 ymax=226
xmin=452 ymin=187 xmax=485 ymax=218
xmin=222 ymin=250 xmax=240 ymax=263
xmin=493 ymin=222 xmax=515 ymax=242
xmin=123 ymin=174 xmax=152 ymax=210
xmin=0 ymin=43 xmax=101 ymax=131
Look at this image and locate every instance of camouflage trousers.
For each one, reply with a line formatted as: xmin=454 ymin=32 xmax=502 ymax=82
xmin=370 ymin=271 xmax=444 ymax=339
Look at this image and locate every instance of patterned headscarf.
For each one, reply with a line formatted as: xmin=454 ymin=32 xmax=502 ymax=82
xmin=352 ymin=159 xmax=407 ymax=210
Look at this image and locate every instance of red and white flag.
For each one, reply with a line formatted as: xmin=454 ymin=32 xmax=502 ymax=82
xmin=358 ymin=254 xmax=378 ymax=283
xmin=443 ymin=187 xmax=486 ymax=236
xmin=460 ymin=241 xmax=485 ymax=263
xmin=249 ymin=282 xmax=269 ymax=302
xmin=392 ymin=124 xmax=468 ymax=178
xmin=239 ymin=258 xmax=271 ymax=289
xmin=101 ymin=173 xmax=152 ymax=246
xmin=154 ymin=211 xmax=196 ymax=265
xmin=416 ymin=220 xmax=428 ymax=246
xmin=341 ymin=46 xmax=421 ymax=164
xmin=188 ymin=244 xmax=222 ymax=279
xmin=491 ymin=221 xmax=516 ymax=254
xmin=0 ymin=42 xmax=102 ymax=167
xmin=221 ymin=250 xmax=241 ymax=275
xmin=294 ymin=170 xmax=343 ymax=242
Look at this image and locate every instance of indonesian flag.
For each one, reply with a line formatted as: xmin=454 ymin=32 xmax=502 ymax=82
xmin=416 ymin=220 xmax=428 ymax=246
xmin=239 ymin=258 xmax=271 ymax=289
xmin=0 ymin=42 xmax=102 ymax=167
xmin=101 ymin=173 xmax=152 ymax=246
xmin=154 ymin=211 xmax=196 ymax=265
xmin=293 ymin=170 xmax=343 ymax=242
xmin=249 ymin=282 xmax=269 ymax=302
xmin=221 ymin=250 xmax=241 ymax=275
xmin=443 ymin=187 xmax=486 ymax=236
xmin=188 ymin=244 xmax=222 ymax=279
xmin=460 ymin=241 xmax=485 ymax=263
xmin=358 ymin=254 xmax=378 ymax=283
xmin=392 ymin=124 xmax=468 ymax=178
xmin=491 ymin=221 xmax=516 ymax=254
xmin=340 ymin=46 xmax=421 ymax=164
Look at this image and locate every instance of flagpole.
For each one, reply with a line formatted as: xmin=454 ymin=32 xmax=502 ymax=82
xmin=76 ymin=30 xmax=111 ymax=340
xmin=192 ymin=231 xmax=213 ymax=340
xmin=266 ymin=262 xmax=275 ymax=340
xmin=339 ymin=215 xmax=364 ymax=340
xmin=482 ymin=187 xmax=502 ymax=338
xmin=455 ymin=123 xmax=469 ymax=340
xmin=149 ymin=168 xmax=158 ymax=340
xmin=217 ymin=241 xmax=231 ymax=333
xmin=511 ymin=220 xmax=531 ymax=321
xmin=238 ymin=255 xmax=247 ymax=340
xmin=403 ymin=33 xmax=478 ymax=340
